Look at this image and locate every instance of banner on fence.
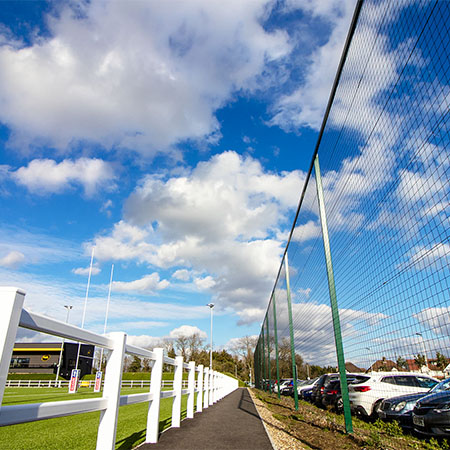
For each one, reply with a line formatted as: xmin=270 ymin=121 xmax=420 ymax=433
xmin=94 ymin=371 xmax=102 ymax=392
xmin=68 ymin=369 xmax=80 ymax=394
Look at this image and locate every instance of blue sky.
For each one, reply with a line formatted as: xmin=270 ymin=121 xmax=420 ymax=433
xmin=0 ymin=0 xmax=357 ymax=350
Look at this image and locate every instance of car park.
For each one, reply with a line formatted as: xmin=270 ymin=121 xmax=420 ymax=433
xmin=348 ymin=373 xmax=438 ymax=417
xmin=412 ymin=378 xmax=450 ymax=437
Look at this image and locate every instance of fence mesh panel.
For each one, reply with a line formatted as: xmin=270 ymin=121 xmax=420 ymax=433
xmin=255 ymin=0 xmax=450 ymax=421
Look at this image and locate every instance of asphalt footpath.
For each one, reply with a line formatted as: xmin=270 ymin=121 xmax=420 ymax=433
xmin=137 ymin=388 xmax=273 ymax=450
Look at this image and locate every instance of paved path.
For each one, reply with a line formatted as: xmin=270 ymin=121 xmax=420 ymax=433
xmin=137 ymin=388 xmax=273 ymax=450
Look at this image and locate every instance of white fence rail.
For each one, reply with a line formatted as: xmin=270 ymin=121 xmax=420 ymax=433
xmin=0 ymin=287 xmax=238 ymax=449
xmin=5 ymin=379 xmax=187 ymax=389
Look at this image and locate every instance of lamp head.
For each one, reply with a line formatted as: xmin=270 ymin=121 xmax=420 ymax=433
xmin=207 ymin=303 xmax=215 ymax=309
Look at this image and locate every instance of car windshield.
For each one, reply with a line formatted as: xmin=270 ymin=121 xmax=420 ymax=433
xmin=430 ymin=378 xmax=450 ymax=393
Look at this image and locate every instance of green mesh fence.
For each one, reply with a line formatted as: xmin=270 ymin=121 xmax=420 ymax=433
xmin=254 ymin=0 xmax=450 ymax=434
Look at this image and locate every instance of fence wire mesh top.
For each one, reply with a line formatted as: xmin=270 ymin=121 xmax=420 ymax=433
xmin=256 ymin=0 xmax=450 ymax=388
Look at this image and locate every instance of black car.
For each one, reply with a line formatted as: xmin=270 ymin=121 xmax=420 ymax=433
xmin=379 ymin=377 xmax=450 ymax=431
xmin=413 ymin=380 xmax=450 ymax=437
xmin=311 ymin=374 xmax=338 ymax=406
xmin=322 ymin=375 xmax=369 ymax=412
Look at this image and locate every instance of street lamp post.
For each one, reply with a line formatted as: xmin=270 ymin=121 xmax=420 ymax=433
xmin=207 ymin=303 xmax=214 ymax=369
xmin=55 ymin=305 xmax=73 ymax=385
xmin=416 ymin=333 xmax=428 ymax=370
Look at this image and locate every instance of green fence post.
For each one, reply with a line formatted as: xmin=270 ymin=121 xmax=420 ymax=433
xmin=285 ymin=252 xmax=299 ymax=410
xmin=272 ymin=293 xmax=281 ymax=399
xmin=314 ymin=154 xmax=353 ymax=433
xmin=261 ymin=325 xmax=266 ymax=391
xmin=266 ymin=314 xmax=271 ymax=393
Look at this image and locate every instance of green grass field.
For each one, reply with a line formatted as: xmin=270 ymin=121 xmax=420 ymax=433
xmin=0 ymin=387 xmax=188 ymax=450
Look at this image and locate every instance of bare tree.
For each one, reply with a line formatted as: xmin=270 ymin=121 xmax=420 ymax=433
xmin=187 ymin=333 xmax=205 ymax=361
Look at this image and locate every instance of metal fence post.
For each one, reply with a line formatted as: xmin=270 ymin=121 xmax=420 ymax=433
xmin=266 ymin=316 xmax=271 ymax=392
xmin=96 ymin=332 xmax=126 ymax=450
xmin=203 ymin=367 xmax=209 ymax=408
xmin=314 ymin=154 xmax=353 ymax=433
xmin=272 ymin=293 xmax=281 ymax=399
xmin=146 ymin=347 xmax=164 ymax=443
xmin=0 ymin=287 xmax=26 ymax=405
xmin=197 ymin=364 xmax=203 ymax=412
xmin=187 ymin=361 xmax=196 ymax=419
xmin=285 ymin=253 xmax=299 ymax=410
xmin=172 ymin=356 xmax=183 ymax=427
xmin=261 ymin=324 xmax=266 ymax=391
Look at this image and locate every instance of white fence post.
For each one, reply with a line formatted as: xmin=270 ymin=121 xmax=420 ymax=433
xmin=187 ymin=361 xmax=195 ymax=419
xmin=146 ymin=348 xmax=163 ymax=444
xmin=96 ymin=332 xmax=126 ymax=450
xmin=203 ymin=367 xmax=209 ymax=409
xmin=0 ymin=287 xmax=26 ymax=404
xmin=209 ymin=370 xmax=214 ymax=406
xmin=171 ymin=356 xmax=183 ymax=428
xmin=196 ymin=364 xmax=203 ymax=413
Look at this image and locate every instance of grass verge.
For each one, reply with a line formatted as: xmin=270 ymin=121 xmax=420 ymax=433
xmin=0 ymin=387 xmax=188 ymax=450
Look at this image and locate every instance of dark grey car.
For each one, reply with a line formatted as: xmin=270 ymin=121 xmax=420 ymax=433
xmin=412 ymin=378 xmax=450 ymax=437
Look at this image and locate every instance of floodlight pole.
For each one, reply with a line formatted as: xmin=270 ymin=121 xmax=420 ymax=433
xmin=75 ymin=247 xmax=95 ymax=372
xmin=207 ymin=303 xmax=214 ymax=369
xmin=55 ymin=305 xmax=72 ymax=384
xmin=99 ymin=264 xmax=114 ymax=370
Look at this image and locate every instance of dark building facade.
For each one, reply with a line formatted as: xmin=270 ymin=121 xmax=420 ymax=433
xmin=10 ymin=342 xmax=95 ymax=379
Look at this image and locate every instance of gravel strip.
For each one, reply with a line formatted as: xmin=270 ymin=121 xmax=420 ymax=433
xmin=248 ymin=389 xmax=306 ymax=450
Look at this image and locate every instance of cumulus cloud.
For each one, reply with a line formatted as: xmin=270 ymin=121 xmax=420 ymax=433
xmin=169 ymin=325 xmax=207 ymax=339
xmin=112 ymin=273 xmax=169 ymax=294
xmin=91 ymin=151 xmax=305 ymax=321
xmin=0 ymin=0 xmax=290 ymax=156
xmin=0 ymin=250 xmax=25 ymax=269
xmin=12 ymin=158 xmax=116 ymax=196
xmin=172 ymin=269 xmax=191 ymax=281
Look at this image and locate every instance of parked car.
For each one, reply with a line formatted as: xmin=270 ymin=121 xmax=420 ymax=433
xmin=322 ymin=375 xmax=369 ymax=412
xmin=311 ymin=374 xmax=339 ymax=406
xmin=348 ymin=373 xmax=439 ymax=417
xmin=281 ymin=379 xmax=302 ymax=396
xmin=311 ymin=373 xmax=368 ymax=408
xmin=273 ymin=379 xmax=291 ymax=394
xmin=297 ymin=377 xmax=319 ymax=399
xmin=379 ymin=377 xmax=450 ymax=430
xmin=412 ymin=378 xmax=450 ymax=437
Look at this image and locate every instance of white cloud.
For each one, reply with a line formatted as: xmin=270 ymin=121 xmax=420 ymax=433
xmin=194 ymin=276 xmax=216 ymax=290
xmin=169 ymin=325 xmax=207 ymax=339
xmin=0 ymin=251 xmax=25 ymax=269
xmin=112 ymin=273 xmax=169 ymax=294
xmin=91 ymin=151 xmax=305 ymax=321
xmin=0 ymin=0 xmax=290 ymax=156
xmin=12 ymin=158 xmax=116 ymax=196
xmin=172 ymin=269 xmax=191 ymax=281
xmin=0 ymin=250 xmax=25 ymax=269
xmin=292 ymin=220 xmax=321 ymax=242
xmin=72 ymin=264 xmax=101 ymax=276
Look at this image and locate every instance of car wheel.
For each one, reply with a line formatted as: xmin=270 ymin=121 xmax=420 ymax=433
xmin=371 ymin=400 xmax=383 ymax=419
xmin=335 ymin=397 xmax=343 ymax=413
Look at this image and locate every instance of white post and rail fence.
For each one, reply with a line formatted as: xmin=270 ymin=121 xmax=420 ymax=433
xmin=0 ymin=287 xmax=238 ymax=449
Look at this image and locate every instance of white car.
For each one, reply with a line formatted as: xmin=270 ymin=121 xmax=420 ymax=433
xmin=348 ymin=372 xmax=438 ymax=417
xmin=273 ymin=378 xmax=292 ymax=394
xmin=297 ymin=377 xmax=319 ymax=396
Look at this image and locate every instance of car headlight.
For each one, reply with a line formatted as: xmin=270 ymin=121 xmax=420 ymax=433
xmin=393 ymin=401 xmax=406 ymax=412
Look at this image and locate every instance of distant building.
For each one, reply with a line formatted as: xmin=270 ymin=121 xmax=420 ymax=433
xmin=10 ymin=342 xmax=94 ymax=379
xmin=345 ymin=362 xmax=365 ymax=373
